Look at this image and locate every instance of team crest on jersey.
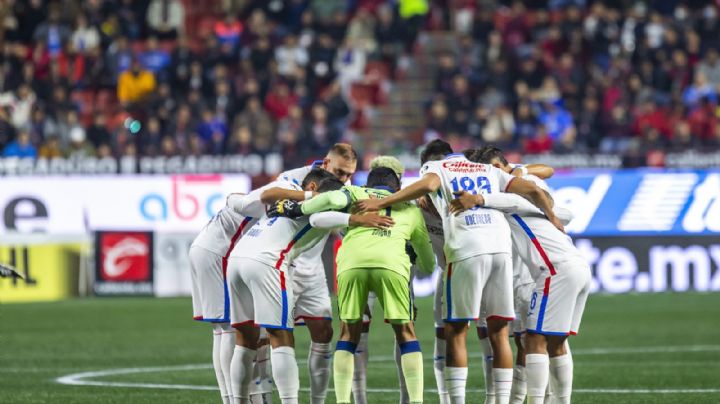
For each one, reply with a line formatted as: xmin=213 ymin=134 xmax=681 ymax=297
xmin=442 ymin=160 xmax=488 ymax=173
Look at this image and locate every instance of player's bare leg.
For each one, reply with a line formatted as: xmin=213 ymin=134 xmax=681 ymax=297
xmin=265 ymin=329 xmax=299 ymax=404
xmin=232 ymin=325 xmax=260 ymax=404
xmin=391 ymin=321 xmax=424 ymax=404
xmin=444 ymin=321 xmax=469 ymax=404
xmin=476 ymin=326 xmax=495 ymax=404
xmin=334 ymin=321 xmax=364 ymax=404
xmin=433 ymin=327 xmax=451 ymax=404
xmin=486 ymin=318 xmax=514 ymax=404
xmin=305 ymin=319 xmax=333 ymax=404
xmin=510 ymin=333 xmax=528 ymax=404
xmin=249 ymin=334 xmax=273 ymax=404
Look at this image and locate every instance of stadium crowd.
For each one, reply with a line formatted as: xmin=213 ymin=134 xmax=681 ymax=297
xmin=1 ymin=0 xmax=719 ymax=167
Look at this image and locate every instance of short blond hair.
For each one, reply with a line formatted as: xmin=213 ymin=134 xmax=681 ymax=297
xmin=328 ymin=143 xmax=358 ymax=161
xmin=369 ymin=155 xmax=404 ymax=178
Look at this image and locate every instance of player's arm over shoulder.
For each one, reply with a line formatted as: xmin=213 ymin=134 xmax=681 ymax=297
xmin=300 ymin=186 xmax=354 ymax=215
xmin=409 ymin=206 xmax=436 ymax=274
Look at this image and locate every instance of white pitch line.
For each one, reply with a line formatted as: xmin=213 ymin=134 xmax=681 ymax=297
xmin=55 ymin=345 xmax=720 ymax=394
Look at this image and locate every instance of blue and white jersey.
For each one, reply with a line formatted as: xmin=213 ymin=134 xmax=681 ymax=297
xmin=191 ymin=205 xmax=254 ymax=258
xmin=277 ymin=160 xmax=324 ymax=187
xmin=420 ymin=154 xmax=515 ymax=263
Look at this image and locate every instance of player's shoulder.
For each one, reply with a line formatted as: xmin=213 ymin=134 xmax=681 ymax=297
xmin=523 ymin=174 xmax=550 ymax=192
xmin=278 ymin=164 xmax=313 ymax=185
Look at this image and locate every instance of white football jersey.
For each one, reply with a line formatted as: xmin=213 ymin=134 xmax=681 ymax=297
xmin=421 ymin=154 xmax=515 ymax=263
xmin=506 ymin=175 xmax=584 ymax=280
xmin=230 ymin=181 xmax=329 ymax=270
xmin=190 ymin=205 xmax=255 ymax=257
xmin=278 ymin=161 xmax=351 ymax=276
xmin=421 ymin=208 xmax=446 ymax=269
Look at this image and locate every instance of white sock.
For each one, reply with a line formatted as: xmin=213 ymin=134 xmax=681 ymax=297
xmin=352 ymin=332 xmax=369 ymax=404
xmin=510 ymin=365 xmax=527 ymax=404
xmin=444 ymin=366 xmax=468 ymax=404
xmin=308 ymin=342 xmax=332 ymax=404
xmin=433 ymin=337 xmax=450 ymax=404
xmin=212 ymin=324 xmax=231 ymax=403
xmin=394 ymin=340 xmax=409 ymax=403
xmin=231 ymin=345 xmax=257 ymax=404
xmin=271 ymin=346 xmax=299 ymax=404
xmin=250 ymin=343 xmax=273 ymax=403
xmin=526 ymin=354 xmax=550 ymax=404
xmin=493 ymin=368 xmax=513 ymax=404
xmin=479 ymin=338 xmax=495 ymax=403
xmin=220 ymin=324 xmax=236 ymax=403
xmin=549 ymin=354 xmax=573 ymax=404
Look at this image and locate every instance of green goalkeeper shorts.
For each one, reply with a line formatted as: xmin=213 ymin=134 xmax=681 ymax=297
xmin=337 ymin=268 xmax=411 ymax=324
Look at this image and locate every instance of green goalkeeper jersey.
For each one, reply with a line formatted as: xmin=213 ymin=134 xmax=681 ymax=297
xmin=300 ymin=185 xmax=436 ymax=280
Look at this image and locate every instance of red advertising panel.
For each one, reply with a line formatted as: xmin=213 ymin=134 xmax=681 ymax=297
xmin=94 ymin=231 xmax=153 ymax=295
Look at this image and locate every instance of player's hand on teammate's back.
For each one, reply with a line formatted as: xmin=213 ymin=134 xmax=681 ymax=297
xmin=353 ymin=197 xmax=383 ymax=213
xmin=449 ymin=191 xmax=484 ymax=215
xmin=350 ymin=212 xmax=395 ymax=229
xmin=549 ymin=215 xmax=566 ymax=233
xmin=268 ymin=199 xmax=304 ymax=219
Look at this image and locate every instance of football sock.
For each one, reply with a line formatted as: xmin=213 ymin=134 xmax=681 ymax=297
xmin=308 ymin=342 xmax=332 ymax=404
xmin=352 ymin=332 xmax=369 ymax=404
xmin=250 ymin=343 xmax=273 ymax=403
xmin=549 ymin=354 xmax=573 ymax=404
xmin=493 ymin=368 xmax=513 ymax=404
xmin=395 ymin=340 xmax=409 ymax=403
xmin=479 ymin=337 xmax=495 ymax=403
xmin=334 ymin=341 xmax=357 ymax=404
xmin=510 ymin=365 xmax=527 ymax=404
xmin=399 ymin=340 xmax=424 ymax=404
xmin=231 ymin=345 xmax=257 ymax=404
xmin=271 ymin=346 xmax=299 ymax=404
xmin=526 ymin=354 xmax=550 ymax=404
xmin=444 ymin=366 xmax=468 ymax=404
xmin=211 ymin=324 xmax=231 ymax=404
xmin=433 ymin=337 xmax=450 ymax=404
xmin=220 ymin=324 xmax=236 ymax=404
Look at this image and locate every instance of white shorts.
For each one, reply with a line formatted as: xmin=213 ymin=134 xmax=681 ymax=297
xmin=444 ymin=253 xmax=514 ymax=323
xmin=292 ymin=268 xmax=332 ymax=325
xmin=526 ymin=259 xmax=592 ymax=336
xmin=189 ymin=246 xmax=228 ymax=323
xmin=227 ymin=257 xmax=295 ymax=330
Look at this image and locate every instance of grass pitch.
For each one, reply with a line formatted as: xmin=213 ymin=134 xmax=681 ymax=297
xmin=2 ymin=293 xmax=719 ymax=403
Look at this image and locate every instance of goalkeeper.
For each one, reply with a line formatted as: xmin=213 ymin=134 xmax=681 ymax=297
xmin=270 ymin=166 xmax=435 ymax=404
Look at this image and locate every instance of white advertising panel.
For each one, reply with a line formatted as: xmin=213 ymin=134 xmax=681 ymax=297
xmin=0 ymin=174 xmax=251 ymax=234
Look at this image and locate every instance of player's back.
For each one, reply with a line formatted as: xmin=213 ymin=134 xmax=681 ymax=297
xmin=421 ymin=154 xmax=514 ymax=263
xmin=421 ymin=207 xmax=446 ymax=269
xmin=337 ymin=186 xmax=428 ymax=280
xmin=191 ymin=205 xmax=254 ymax=256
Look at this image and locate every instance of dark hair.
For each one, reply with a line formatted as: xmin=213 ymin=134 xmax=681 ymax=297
xmin=302 ymin=168 xmax=335 ymax=189
xmin=366 ymin=167 xmax=401 ymax=191
xmin=478 ymin=146 xmax=509 ymax=166
xmin=328 ymin=143 xmax=358 ymax=162
xmin=317 ymin=177 xmax=344 ymax=192
xmin=420 ymin=139 xmax=453 ymax=164
xmin=463 ymin=148 xmax=483 ymax=162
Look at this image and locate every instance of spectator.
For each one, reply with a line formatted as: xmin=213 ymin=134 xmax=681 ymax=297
xmin=139 ymin=116 xmax=164 ymax=156
xmin=633 ymin=100 xmax=671 ymax=138
xmin=117 ymin=58 xmax=157 ymax=107
xmin=1 ymin=83 xmax=35 ymax=129
xmin=300 ymin=103 xmax=340 ymax=151
xmin=264 ymin=83 xmax=299 ymax=120
xmin=524 ymin=124 xmax=553 ymax=154
xmin=146 ymin=0 xmax=185 ymax=40
xmin=214 ymin=14 xmax=243 ymax=50
xmin=32 ymin=8 xmax=70 ymax=57
xmin=140 ymin=36 xmax=171 ymax=77
xmin=170 ymin=36 xmax=196 ymax=91
xmin=196 ymin=108 xmax=227 ymax=153
xmin=670 ymin=120 xmax=701 ymax=151
xmin=38 ymin=135 xmax=63 ymax=159
xmin=682 ymin=71 xmax=718 ymax=108
xmin=482 ymin=106 xmax=515 ymax=145
xmin=275 ymin=34 xmax=309 ymax=78
xmin=234 ymin=96 xmax=273 ymax=148
xmin=70 ymin=13 xmax=100 ymax=54
xmin=65 ymin=126 xmax=94 ymax=158
xmin=87 ymin=114 xmax=111 ymax=148
xmin=538 ymin=100 xmax=574 ymax=141
xmin=3 ymin=130 xmax=36 ymax=158
xmin=697 ymin=48 xmax=720 ymax=90
xmin=105 ymin=36 xmax=133 ymax=83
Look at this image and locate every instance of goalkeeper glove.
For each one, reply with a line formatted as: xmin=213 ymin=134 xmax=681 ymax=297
xmin=268 ymin=199 xmax=304 ymax=219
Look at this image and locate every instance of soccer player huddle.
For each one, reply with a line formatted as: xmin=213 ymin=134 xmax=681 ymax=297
xmin=188 ymin=140 xmax=591 ymax=404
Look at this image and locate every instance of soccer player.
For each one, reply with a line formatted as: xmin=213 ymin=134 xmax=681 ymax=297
xmin=274 ymin=143 xmax=357 ymax=404
xmin=188 ymin=194 xmax=263 ymax=404
xmin=453 ymin=148 xmax=591 ymax=404
xmin=356 ymin=140 xmax=562 ymax=404
xmin=271 ymin=166 xmax=436 ymax=404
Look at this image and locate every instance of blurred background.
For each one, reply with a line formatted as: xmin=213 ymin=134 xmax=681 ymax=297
xmin=0 ymin=0 xmax=719 ymax=303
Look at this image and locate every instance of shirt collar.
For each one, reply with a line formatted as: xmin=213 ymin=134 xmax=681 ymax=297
xmin=444 ymin=153 xmax=465 ymax=159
